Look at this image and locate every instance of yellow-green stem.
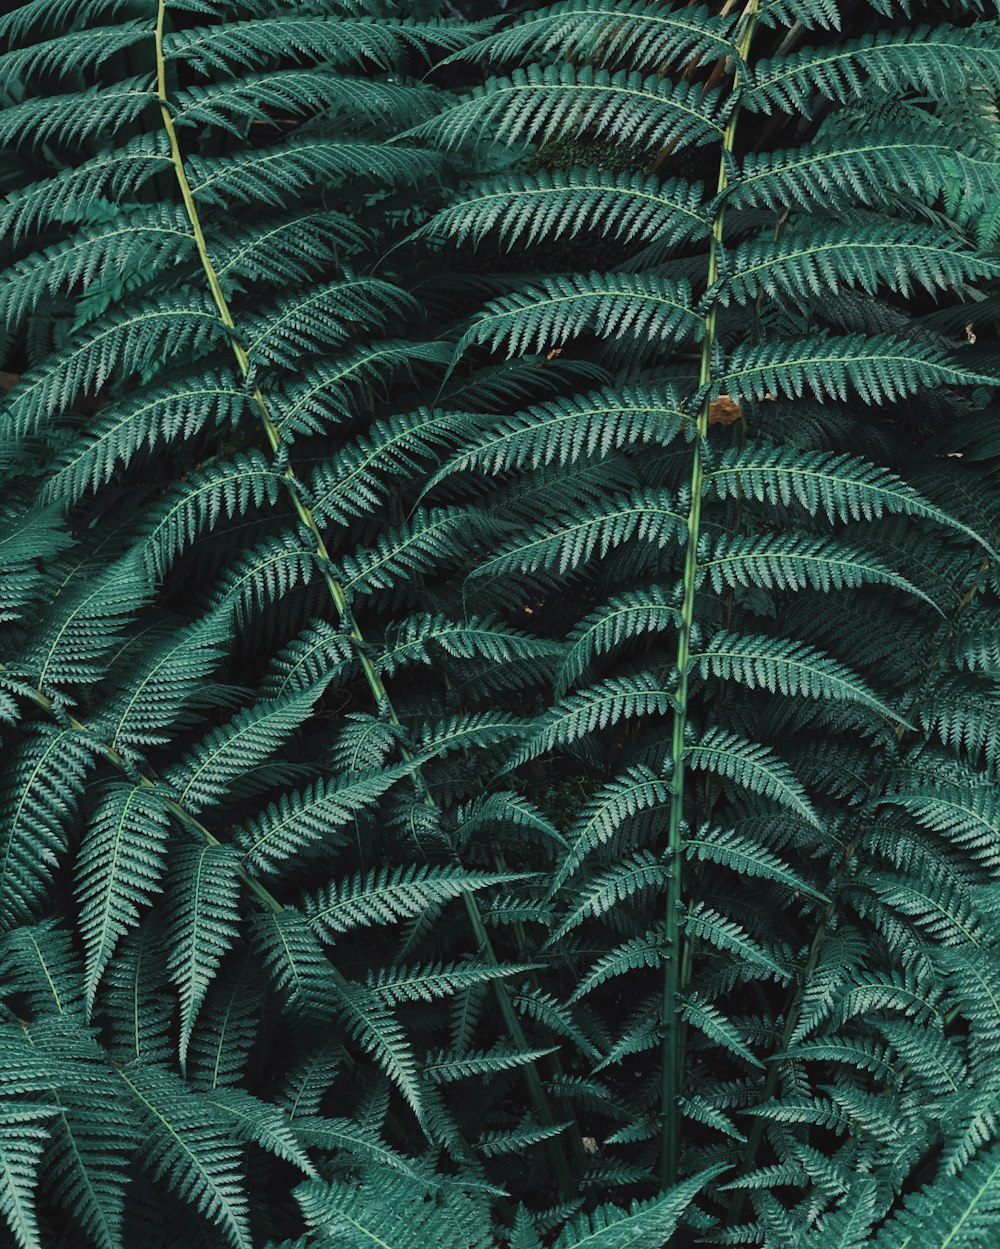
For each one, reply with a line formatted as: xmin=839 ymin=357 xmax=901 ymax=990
xmin=153 ymin=1 xmax=572 ymax=1190
xmin=659 ymin=0 xmax=759 ymax=1191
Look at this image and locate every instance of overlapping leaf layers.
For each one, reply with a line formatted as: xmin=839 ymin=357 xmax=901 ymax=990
xmin=410 ymin=0 xmax=1000 ymax=1243
xmin=0 ymin=0 xmax=664 ymax=1245
xmin=3 ymin=0 xmax=1000 ymax=1246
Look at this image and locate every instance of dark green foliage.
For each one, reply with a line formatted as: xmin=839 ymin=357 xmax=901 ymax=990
xmin=2 ymin=0 xmax=1000 ymax=1246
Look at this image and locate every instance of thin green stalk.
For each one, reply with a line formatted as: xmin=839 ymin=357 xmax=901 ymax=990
xmin=659 ymin=0 xmax=760 ymax=1191
xmin=153 ymin=1 xmax=572 ymax=1192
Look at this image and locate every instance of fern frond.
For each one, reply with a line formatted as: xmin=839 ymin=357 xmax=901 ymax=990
xmin=708 ymin=443 xmax=992 ymax=554
xmin=685 ymin=727 xmax=819 ymax=825
xmin=557 ymin=585 xmax=682 ymax=695
xmin=471 ymin=490 xmax=685 ymax=583
xmin=96 ymin=612 xmax=232 ymax=754
xmin=551 ymin=851 xmax=670 ymax=941
xmin=718 ymin=334 xmax=990 ymax=407
xmin=76 ymin=782 xmax=173 ymax=1014
xmin=378 ymin=613 xmax=560 ymax=680
xmin=554 ymin=764 xmax=672 ymax=889
xmin=116 ymin=1064 xmax=252 ymax=1249
xmin=429 ymin=385 xmax=691 ymax=486
xmin=19 ymin=553 xmax=149 ymax=694
xmin=703 ymin=532 xmax=929 ymax=602
xmin=166 ymin=16 xmax=485 ymax=77
xmin=419 ymin=64 xmax=724 ymax=153
xmin=40 ymin=368 xmax=250 ymax=505
xmin=164 ymin=689 xmax=321 ymax=814
xmin=684 ymin=902 xmax=790 ymax=980
xmin=305 ymin=865 xmax=526 ymax=941
xmin=694 ymin=630 xmax=898 ymax=721
xmin=719 ymin=223 xmax=995 ymax=307
xmin=187 ymin=136 xmax=443 ymax=211
xmin=445 ymin=0 xmax=735 ymax=74
xmin=747 ymin=26 xmax=1000 ymax=116
xmin=165 ymin=843 xmax=243 ymax=1071
xmin=732 ymin=131 xmax=1000 ymax=213
xmin=684 ymin=826 xmax=825 ymax=900
xmin=426 ymin=167 xmax=709 ymax=251
xmin=570 ymin=928 xmax=664 ymax=1000
xmin=0 ymin=1105 xmax=53 ymax=1249
xmin=172 ymin=72 xmax=439 ymax=138
xmin=871 ymin=1139 xmax=1000 ymax=1249
xmin=0 ymin=727 xmax=95 ymax=927
xmin=456 ymin=273 xmax=700 ymax=360
xmin=505 ymin=672 xmax=679 ymax=771
xmin=234 ymin=766 xmax=406 ymax=878
xmin=3 ymin=296 xmax=225 ymax=437
xmin=308 ymin=407 xmax=474 ymax=527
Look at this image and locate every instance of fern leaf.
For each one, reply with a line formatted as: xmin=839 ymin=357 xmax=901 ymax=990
xmin=683 ymin=903 xmax=789 ymax=979
xmin=718 ymin=334 xmax=991 ymax=406
xmin=0 ymin=1106 xmax=53 ymax=1249
xmin=0 ymin=727 xmax=96 ymax=927
xmin=747 ymin=26 xmax=1000 ymax=116
xmin=731 ymin=134 xmax=1000 ymax=212
xmin=173 ymin=72 xmax=439 ymax=138
xmin=684 ymin=825 xmax=826 ymax=901
xmin=681 ymin=994 xmax=762 ymax=1068
xmin=338 ymin=507 xmax=481 ymax=596
xmin=165 ymin=688 xmax=321 ymax=814
xmin=685 ymin=727 xmax=820 ymax=825
xmin=165 ymin=16 xmax=483 ymax=77
xmin=187 ymin=137 xmax=442 ymax=211
xmin=205 ymin=1088 xmax=316 ymax=1178
xmin=76 ymin=782 xmax=173 ymax=1014
xmin=308 ymin=407 xmax=475 ymax=527
xmin=426 ymin=167 xmax=708 ymax=251
xmin=305 ymin=865 xmax=527 ymax=941
xmin=3 ymin=296 xmax=225 ymax=437
xmin=570 ymin=928 xmax=664 ymax=1001
xmin=20 ymin=553 xmax=149 ymax=693
xmin=708 ymin=442 xmax=993 ymax=552
xmin=234 ymin=766 xmax=407 ymax=879
xmin=446 ymin=0 xmax=735 ymax=73
xmin=40 ymin=369 xmax=250 ymax=506
xmin=139 ymin=454 xmax=283 ymax=578
xmin=0 ymin=204 xmax=193 ymax=334
xmin=97 ymin=612 xmax=232 ymax=754
xmin=251 ymin=908 xmax=341 ymax=1021
xmin=116 ymin=1064 xmax=252 ymax=1249
xmin=704 ymin=531 xmax=930 ymax=603
xmin=505 ymin=672 xmax=679 ymax=771
xmin=871 ymin=1139 xmax=1000 ymax=1249
xmin=0 ymin=77 xmax=155 ymax=154
xmin=367 ymin=961 xmax=537 ymax=1008
xmin=718 ymin=222 xmax=995 ymax=306
xmin=421 ymin=64 xmax=723 ymax=152
xmin=551 ymin=851 xmax=670 ymax=941
xmin=424 ymin=1044 xmax=560 ymax=1085
xmin=274 ymin=341 xmax=451 ymax=439
xmin=294 ymin=1170 xmax=492 ymax=1249
xmin=550 ymin=1167 xmax=725 ymax=1249
xmin=165 ymin=843 xmax=243 ymax=1071
xmin=694 ymin=630 xmax=899 ymax=720
xmin=554 ymin=764 xmax=672 ymax=889
xmin=378 ymin=613 xmax=560 ymax=680
xmin=426 ymin=385 xmax=691 ymax=487
xmin=471 ymin=490 xmax=685 ymax=583
xmin=557 ymin=585 xmax=682 ymax=695
xmin=455 ymin=273 xmax=700 ymax=360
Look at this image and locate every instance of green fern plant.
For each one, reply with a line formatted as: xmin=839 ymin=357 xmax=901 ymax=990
xmin=2 ymin=0 xmax=1000 ymax=1246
